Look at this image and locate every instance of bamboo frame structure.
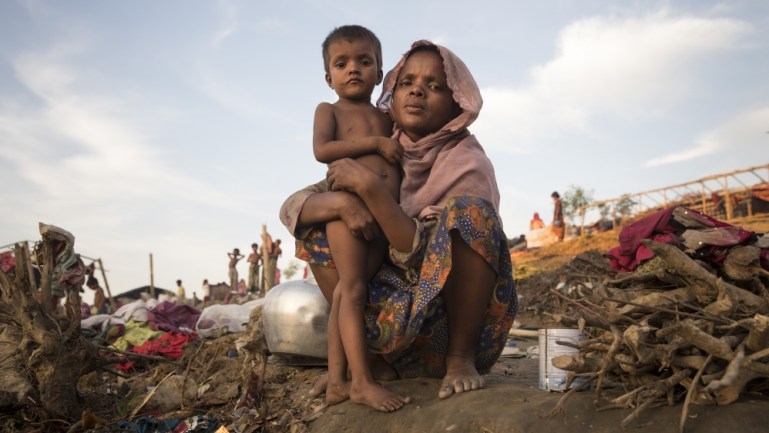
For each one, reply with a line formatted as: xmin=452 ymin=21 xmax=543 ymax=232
xmin=577 ymin=164 xmax=769 ymax=235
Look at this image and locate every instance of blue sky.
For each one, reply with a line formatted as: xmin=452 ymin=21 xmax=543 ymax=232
xmin=1 ymin=0 xmax=768 ymax=302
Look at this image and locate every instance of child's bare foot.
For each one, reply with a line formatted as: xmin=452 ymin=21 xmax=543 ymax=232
xmin=438 ymin=354 xmax=484 ymax=399
xmin=350 ymin=381 xmax=410 ymax=412
xmin=309 ymin=375 xmax=351 ymax=405
xmin=326 ymin=379 xmax=351 ymax=405
xmin=308 ymin=357 xmax=397 ymax=398
xmin=308 ymin=374 xmax=328 ymax=397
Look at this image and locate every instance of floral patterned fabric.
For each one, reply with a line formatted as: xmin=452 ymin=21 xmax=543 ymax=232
xmin=293 ymin=195 xmax=516 ymax=378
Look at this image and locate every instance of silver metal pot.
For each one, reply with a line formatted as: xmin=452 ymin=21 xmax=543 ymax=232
xmin=262 ymin=280 xmax=330 ymax=359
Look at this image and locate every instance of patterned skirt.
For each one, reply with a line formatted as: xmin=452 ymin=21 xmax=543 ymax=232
xmin=294 ymin=196 xmax=517 ymax=378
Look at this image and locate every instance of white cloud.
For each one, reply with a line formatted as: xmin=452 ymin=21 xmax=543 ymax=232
xmin=474 ymin=9 xmax=752 ymax=154
xmin=1 ymin=44 xmax=228 ymax=210
xmin=645 ymin=106 xmax=769 ymax=166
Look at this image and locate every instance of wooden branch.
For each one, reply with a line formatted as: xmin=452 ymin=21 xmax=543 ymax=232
xmin=657 ymin=321 xmax=735 ymax=361
xmin=704 ymin=344 xmax=757 ymax=405
xmin=644 ymin=240 xmax=768 ymax=315
xmin=745 ymin=314 xmax=769 ymax=352
xmin=680 ymin=354 xmax=714 ymax=433
xmin=552 ymin=353 xmax=602 ymax=373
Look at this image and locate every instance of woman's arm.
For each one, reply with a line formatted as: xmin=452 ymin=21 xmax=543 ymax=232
xmin=326 ymin=158 xmax=416 ymax=252
xmin=296 ymin=190 xmax=382 ymax=241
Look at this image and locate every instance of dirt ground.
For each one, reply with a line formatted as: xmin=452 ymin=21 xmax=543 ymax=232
xmin=307 ymin=339 xmax=769 ymax=433
xmin=308 ymin=214 xmax=769 ymax=433
xmin=5 ymin=214 xmax=769 ymax=432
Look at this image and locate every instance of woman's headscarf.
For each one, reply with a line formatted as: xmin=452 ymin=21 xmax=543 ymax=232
xmin=377 ymin=40 xmax=500 ymax=219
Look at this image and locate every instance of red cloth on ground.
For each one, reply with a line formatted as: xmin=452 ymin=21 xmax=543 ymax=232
xmin=116 ymin=331 xmax=197 ymax=372
xmin=605 ymin=207 xmax=678 ymax=272
xmin=605 ymin=206 xmax=755 ymax=273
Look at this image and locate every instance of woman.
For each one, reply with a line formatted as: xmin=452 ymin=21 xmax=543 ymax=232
xmin=530 ymin=212 xmax=545 ymax=230
xmin=280 ymin=40 xmax=517 ymax=408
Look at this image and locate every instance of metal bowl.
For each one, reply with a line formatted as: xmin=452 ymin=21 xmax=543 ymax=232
xmin=262 ymin=280 xmax=330 ymax=359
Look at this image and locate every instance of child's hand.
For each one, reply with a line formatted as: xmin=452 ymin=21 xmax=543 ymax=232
xmin=377 ymin=138 xmax=404 ymax=165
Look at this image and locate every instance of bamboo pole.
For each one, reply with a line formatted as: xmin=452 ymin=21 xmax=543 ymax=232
xmin=149 ymin=253 xmax=155 ymax=298
xmin=97 ymin=258 xmax=116 ymax=310
xmin=725 ymin=177 xmax=733 ymax=220
xmin=261 ymin=225 xmax=273 ymax=292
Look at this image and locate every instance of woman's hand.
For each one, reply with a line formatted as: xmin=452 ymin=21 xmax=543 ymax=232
xmin=338 ymin=193 xmax=380 ymax=241
xmin=326 ymin=158 xmax=380 ymax=196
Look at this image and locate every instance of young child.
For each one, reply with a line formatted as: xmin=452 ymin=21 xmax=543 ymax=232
xmin=247 ymin=243 xmax=262 ymax=294
xmin=227 ymin=248 xmax=244 ymax=294
xmin=313 ymin=25 xmax=406 ymax=412
xmin=87 ymin=276 xmax=107 ymax=315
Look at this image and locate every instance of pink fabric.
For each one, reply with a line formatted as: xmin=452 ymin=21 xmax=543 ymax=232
xmin=377 ymin=40 xmax=500 ymax=219
xmin=147 ymin=301 xmax=201 ymax=334
xmin=0 ymin=251 xmax=14 ymax=273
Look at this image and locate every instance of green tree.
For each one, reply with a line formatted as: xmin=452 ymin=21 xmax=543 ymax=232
xmin=561 ymin=185 xmax=594 ymax=224
xmin=614 ymin=195 xmax=636 ymax=225
xmin=282 ymin=260 xmax=300 ymax=280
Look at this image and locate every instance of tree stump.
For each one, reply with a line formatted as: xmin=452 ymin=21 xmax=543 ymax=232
xmin=0 ymin=224 xmax=99 ymax=421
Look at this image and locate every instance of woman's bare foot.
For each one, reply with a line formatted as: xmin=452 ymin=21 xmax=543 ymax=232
xmin=438 ymin=354 xmax=484 ymax=399
xmin=350 ymin=380 xmax=410 ymax=412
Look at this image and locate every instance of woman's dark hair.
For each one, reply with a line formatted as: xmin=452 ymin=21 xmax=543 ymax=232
xmin=551 ymin=191 xmax=560 ymax=198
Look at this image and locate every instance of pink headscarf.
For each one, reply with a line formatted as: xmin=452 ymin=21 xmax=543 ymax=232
xmin=377 ymin=40 xmax=500 ymax=219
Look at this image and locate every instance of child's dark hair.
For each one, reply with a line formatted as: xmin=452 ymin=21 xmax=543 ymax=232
xmin=322 ymin=25 xmax=382 ymax=74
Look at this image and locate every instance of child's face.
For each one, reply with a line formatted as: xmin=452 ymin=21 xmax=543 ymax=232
xmin=391 ymin=50 xmax=458 ymax=142
xmin=325 ymin=39 xmax=382 ymax=102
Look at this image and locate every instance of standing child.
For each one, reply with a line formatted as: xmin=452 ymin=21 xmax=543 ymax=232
xmin=87 ymin=276 xmax=108 ymax=315
xmin=247 ymin=243 xmax=262 ymax=295
xmin=308 ymin=25 xmax=406 ymax=412
xmin=227 ymin=248 xmax=244 ymax=293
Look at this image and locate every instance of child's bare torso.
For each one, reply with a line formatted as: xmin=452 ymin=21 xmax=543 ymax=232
xmin=331 ymin=102 xmax=400 ymax=198
xmin=332 ymin=102 xmax=391 ymax=141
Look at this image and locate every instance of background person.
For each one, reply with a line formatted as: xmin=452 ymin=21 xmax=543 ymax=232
xmin=551 ymin=191 xmax=565 ymax=241
xmin=247 ymin=243 xmax=262 ymax=294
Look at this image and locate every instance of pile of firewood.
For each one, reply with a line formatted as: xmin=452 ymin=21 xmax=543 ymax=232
xmin=547 ymin=237 xmax=769 ymax=430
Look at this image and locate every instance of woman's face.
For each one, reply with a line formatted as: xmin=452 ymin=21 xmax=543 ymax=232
xmin=391 ymin=49 xmax=459 ymax=142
